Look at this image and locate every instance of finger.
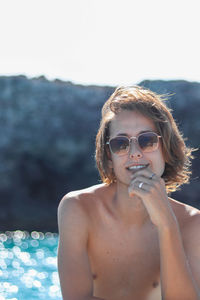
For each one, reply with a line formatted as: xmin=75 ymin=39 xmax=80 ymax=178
xmin=130 ymin=175 xmax=155 ymax=187
xmin=130 ymin=167 xmax=154 ymax=178
xmin=137 ymin=182 xmax=150 ymax=191
xmin=129 ymin=180 xmax=151 ymax=197
xmin=128 ymin=183 xmax=149 ymax=197
xmin=131 ymin=170 xmax=158 ymax=181
xmin=149 ymin=172 xmax=157 ymax=180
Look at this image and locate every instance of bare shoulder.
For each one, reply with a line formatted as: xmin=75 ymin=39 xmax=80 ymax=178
xmin=58 ymin=183 xmax=110 ymax=220
xmin=57 ymin=185 xmax=110 ymax=299
xmin=169 ymin=197 xmax=200 ymax=236
xmin=62 ymin=183 xmax=108 ymax=200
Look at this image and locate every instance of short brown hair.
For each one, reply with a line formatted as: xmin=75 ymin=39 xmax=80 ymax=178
xmin=95 ymin=85 xmax=194 ymax=193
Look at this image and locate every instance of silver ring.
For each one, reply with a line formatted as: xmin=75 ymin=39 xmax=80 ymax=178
xmin=150 ymin=173 xmax=155 ymax=180
xmin=139 ymin=182 xmax=144 ymax=189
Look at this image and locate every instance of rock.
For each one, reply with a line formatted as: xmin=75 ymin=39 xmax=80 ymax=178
xmin=0 ymin=76 xmax=199 ymax=231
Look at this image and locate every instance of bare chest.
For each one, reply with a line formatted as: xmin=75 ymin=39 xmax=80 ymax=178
xmin=88 ymin=218 xmax=161 ymax=300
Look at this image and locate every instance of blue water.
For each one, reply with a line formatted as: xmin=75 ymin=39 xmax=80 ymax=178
xmin=0 ymin=231 xmax=62 ymax=300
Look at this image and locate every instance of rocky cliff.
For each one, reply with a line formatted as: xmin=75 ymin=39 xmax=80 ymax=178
xmin=0 ymin=76 xmax=199 ymax=231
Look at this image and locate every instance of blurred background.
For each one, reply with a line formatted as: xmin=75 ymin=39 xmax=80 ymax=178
xmin=0 ymin=1 xmax=200 ymax=298
xmin=0 ymin=0 xmax=199 ymax=232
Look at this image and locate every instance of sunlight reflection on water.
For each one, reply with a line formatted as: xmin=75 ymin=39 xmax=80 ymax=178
xmin=0 ymin=230 xmax=62 ymax=300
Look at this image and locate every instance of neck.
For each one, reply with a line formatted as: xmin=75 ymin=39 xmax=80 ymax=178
xmin=112 ymin=182 xmax=150 ymax=226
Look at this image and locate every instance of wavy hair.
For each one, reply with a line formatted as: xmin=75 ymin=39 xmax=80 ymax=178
xmin=95 ymin=85 xmax=194 ymax=193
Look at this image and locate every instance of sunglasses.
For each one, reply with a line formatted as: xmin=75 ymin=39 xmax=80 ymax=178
xmin=106 ymin=132 xmax=161 ymax=156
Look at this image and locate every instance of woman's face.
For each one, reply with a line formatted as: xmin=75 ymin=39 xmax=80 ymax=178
xmin=108 ymin=110 xmax=165 ymax=187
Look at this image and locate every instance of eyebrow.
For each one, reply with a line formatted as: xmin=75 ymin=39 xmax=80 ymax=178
xmin=116 ymin=130 xmax=155 ymax=137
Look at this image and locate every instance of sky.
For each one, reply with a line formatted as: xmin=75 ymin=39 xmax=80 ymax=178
xmin=0 ymin=0 xmax=200 ymax=86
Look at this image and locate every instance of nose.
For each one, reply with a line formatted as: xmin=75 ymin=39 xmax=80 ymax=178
xmin=129 ymin=138 xmax=143 ymax=159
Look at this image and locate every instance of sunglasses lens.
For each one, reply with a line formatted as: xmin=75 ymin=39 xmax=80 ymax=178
xmin=138 ymin=132 xmax=159 ymax=152
xmin=109 ymin=137 xmax=129 ymax=155
xmin=108 ymin=132 xmax=160 ymax=156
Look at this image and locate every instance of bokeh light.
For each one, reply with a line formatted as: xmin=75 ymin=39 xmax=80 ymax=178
xmin=0 ymin=230 xmax=61 ymax=299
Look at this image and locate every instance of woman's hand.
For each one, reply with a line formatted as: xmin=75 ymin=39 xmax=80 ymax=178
xmin=128 ymin=168 xmax=177 ymax=229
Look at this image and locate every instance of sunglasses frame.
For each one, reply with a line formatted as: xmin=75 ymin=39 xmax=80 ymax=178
xmin=106 ymin=132 xmax=162 ymax=156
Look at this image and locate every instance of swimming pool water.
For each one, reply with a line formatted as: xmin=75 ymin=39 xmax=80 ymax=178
xmin=0 ymin=230 xmax=62 ymax=300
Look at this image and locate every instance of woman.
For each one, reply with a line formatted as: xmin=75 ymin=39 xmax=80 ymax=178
xmin=58 ymin=85 xmax=200 ymax=300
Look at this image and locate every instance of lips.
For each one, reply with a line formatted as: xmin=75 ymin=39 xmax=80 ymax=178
xmin=127 ymin=163 xmax=149 ymax=173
